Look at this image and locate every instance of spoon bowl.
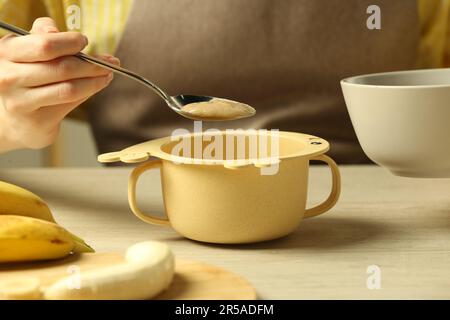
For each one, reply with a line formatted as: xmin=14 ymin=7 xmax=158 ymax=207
xmin=170 ymin=95 xmax=256 ymax=121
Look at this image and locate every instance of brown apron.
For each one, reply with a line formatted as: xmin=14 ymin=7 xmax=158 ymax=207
xmin=88 ymin=0 xmax=419 ymax=164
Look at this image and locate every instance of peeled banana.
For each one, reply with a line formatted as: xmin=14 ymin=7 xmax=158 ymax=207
xmin=0 ymin=242 xmax=174 ymax=300
xmin=0 ymin=181 xmax=55 ymax=222
xmin=0 ymin=215 xmax=94 ymax=263
xmin=45 ymin=241 xmax=175 ymax=300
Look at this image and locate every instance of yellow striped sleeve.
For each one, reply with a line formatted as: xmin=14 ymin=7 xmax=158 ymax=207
xmin=0 ymin=0 xmax=133 ymax=55
xmin=417 ymin=0 xmax=450 ymax=68
xmin=79 ymin=0 xmax=133 ymax=54
xmin=0 ymin=0 xmax=33 ymax=34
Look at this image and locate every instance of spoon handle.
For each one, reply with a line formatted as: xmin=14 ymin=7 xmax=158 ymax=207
xmin=0 ymin=20 xmax=169 ymax=101
xmin=77 ymin=54 xmax=170 ymax=101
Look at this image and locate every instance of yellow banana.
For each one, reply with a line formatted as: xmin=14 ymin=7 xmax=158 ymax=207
xmin=0 ymin=181 xmax=55 ymax=222
xmin=0 ymin=215 xmax=94 ymax=263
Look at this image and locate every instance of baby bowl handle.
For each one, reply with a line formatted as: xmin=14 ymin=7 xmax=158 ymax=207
xmin=304 ymin=155 xmax=341 ymax=219
xmin=128 ymin=160 xmax=171 ymax=226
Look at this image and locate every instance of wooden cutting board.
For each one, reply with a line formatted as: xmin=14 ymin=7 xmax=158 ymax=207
xmin=0 ymin=253 xmax=256 ymax=300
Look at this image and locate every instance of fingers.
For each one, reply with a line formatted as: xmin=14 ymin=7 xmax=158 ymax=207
xmin=30 ymin=17 xmax=60 ymax=34
xmin=0 ymin=18 xmax=117 ymax=151
xmin=97 ymin=54 xmax=121 ymax=67
xmin=15 ymin=55 xmax=119 ymax=87
xmin=0 ymin=32 xmax=88 ymax=62
xmin=10 ymin=74 xmax=113 ymax=112
xmin=36 ymin=97 xmax=90 ymax=124
xmin=30 ymin=74 xmax=113 ymax=109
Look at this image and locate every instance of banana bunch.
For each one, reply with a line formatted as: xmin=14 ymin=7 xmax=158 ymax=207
xmin=0 ymin=181 xmax=94 ymax=263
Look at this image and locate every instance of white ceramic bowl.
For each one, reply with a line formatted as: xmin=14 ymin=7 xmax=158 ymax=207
xmin=341 ymin=68 xmax=450 ymax=178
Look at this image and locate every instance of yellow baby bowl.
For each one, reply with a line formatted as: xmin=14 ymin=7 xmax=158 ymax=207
xmin=98 ymin=131 xmax=341 ymax=244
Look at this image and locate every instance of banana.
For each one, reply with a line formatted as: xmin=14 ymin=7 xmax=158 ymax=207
xmin=0 ymin=215 xmax=94 ymax=263
xmin=45 ymin=241 xmax=175 ymax=300
xmin=0 ymin=181 xmax=94 ymax=256
xmin=0 ymin=181 xmax=55 ymax=222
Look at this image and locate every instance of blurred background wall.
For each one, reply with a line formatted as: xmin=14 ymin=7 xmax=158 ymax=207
xmin=0 ymin=120 xmax=100 ymax=168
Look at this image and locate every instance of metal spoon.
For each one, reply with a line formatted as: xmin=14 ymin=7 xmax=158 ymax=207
xmin=0 ymin=20 xmax=255 ymax=121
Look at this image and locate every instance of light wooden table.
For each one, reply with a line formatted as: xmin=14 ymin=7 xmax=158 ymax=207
xmin=1 ymin=166 xmax=449 ymax=299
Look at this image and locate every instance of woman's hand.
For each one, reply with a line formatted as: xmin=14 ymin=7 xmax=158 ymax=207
xmin=0 ymin=17 xmax=119 ymax=152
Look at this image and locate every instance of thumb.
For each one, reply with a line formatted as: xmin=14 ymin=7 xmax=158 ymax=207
xmin=30 ymin=17 xmax=60 ymax=34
